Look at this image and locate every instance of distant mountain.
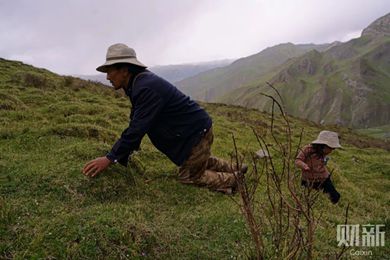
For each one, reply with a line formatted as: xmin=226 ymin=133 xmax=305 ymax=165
xmin=149 ymin=59 xmax=233 ymax=83
xmin=222 ymin=13 xmax=390 ymax=128
xmin=76 ymin=74 xmax=111 ymax=86
xmin=362 ymin=12 xmax=390 ymax=37
xmin=77 ymin=59 xmax=233 ymax=86
xmin=176 ymin=42 xmax=337 ymax=101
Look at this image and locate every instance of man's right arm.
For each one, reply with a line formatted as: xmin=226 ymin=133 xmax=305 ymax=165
xmin=106 ymin=86 xmax=165 ymax=166
xmin=106 ymin=128 xmax=143 ymax=166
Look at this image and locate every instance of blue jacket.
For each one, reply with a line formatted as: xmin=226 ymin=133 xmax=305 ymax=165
xmin=106 ymin=71 xmax=212 ymax=166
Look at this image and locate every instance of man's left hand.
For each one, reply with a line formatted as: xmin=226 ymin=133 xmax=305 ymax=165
xmin=82 ymin=157 xmax=112 ymax=177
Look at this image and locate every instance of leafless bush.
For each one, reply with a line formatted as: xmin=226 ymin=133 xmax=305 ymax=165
xmin=230 ymin=82 xmax=349 ymax=259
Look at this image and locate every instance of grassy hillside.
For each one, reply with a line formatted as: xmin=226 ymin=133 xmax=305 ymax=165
xmin=357 ymin=124 xmax=390 ymax=139
xmin=0 ymin=58 xmax=389 ymax=259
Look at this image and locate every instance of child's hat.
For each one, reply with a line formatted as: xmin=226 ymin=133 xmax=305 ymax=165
xmin=312 ymin=131 xmax=342 ymax=148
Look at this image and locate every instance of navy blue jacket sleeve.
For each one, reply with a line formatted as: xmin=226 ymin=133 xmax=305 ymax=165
xmin=107 ymin=86 xmax=165 ymax=166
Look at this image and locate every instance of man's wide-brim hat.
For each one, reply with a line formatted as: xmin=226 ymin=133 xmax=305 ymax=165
xmin=96 ymin=43 xmax=147 ymax=72
xmin=312 ymin=130 xmax=342 ymax=149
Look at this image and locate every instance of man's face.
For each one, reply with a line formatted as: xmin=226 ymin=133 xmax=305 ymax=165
xmin=106 ymin=66 xmax=129 ymax=90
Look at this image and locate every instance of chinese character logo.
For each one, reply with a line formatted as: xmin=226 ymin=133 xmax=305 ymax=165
xmin=337 ymin=224 xmax=360 ymax=246
xmin=337 ymin=224 xmax=385 ymax=247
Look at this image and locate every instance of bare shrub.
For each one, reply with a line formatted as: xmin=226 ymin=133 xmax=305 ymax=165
xmin=231 ymin=82 xmax=349 ymax=259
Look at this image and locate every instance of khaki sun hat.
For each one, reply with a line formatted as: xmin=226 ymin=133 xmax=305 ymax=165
xmin=96 ymin=43 xmax=147 ymax=72
xmin=312 ymin=130 xmax=342 ymax=149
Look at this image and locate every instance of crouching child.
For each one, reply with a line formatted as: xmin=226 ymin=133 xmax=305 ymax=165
xmin=295 ymin=130 xmax=342 ymax=204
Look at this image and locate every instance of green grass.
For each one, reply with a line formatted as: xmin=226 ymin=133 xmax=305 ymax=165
xmin=357 ymin=124 xmax=390 ymax=140
xmin=0 ymin=58 xmax=389 ymax=259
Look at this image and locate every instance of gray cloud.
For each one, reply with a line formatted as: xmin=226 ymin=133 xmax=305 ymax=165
xmin=0 ymin=0 xmax=388 ymax=75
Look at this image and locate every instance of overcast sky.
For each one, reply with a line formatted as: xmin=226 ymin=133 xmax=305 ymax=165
xmin=0 ymin=0 xmax=389 ymax=75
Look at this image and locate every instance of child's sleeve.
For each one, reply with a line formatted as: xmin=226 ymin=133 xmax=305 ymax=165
xmin=295 ymin=146 xmax=309 ymax=170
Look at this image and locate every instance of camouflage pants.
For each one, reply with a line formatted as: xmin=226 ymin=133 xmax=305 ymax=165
xmin=178 ymin=127 xmax=238 ymax=194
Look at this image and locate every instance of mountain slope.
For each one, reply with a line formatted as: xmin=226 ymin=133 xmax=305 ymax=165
xmin=1 ymin=58 xmax=389 ymax=258
xmin=222 ymin=13 xmax=390 ymax=128
xmin=176 ymin=42 xmax=335 ymax=101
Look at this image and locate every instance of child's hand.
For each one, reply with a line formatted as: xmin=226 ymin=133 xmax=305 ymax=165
xmin=303 ymin=164 xmax=310 ymax=171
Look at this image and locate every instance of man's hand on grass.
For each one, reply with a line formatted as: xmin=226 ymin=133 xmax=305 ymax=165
xmin=82 ymin=157 xmax=112 ymax=177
